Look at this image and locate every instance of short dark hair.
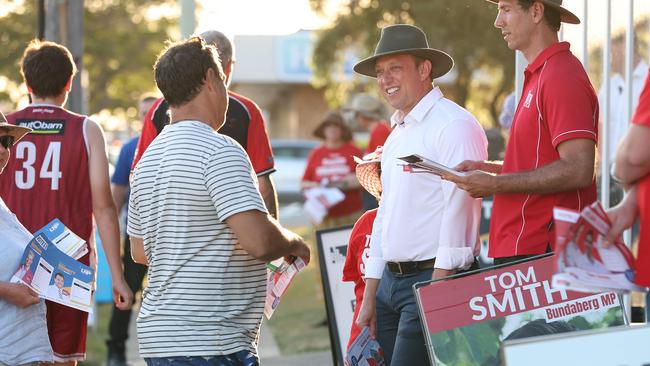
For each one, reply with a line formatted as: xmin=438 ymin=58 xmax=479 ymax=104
xmin=518 ymin=0 xmax=561 ymax=32
xmin=54 ymin=272 xmax=64 ymax=280
xmin=153 ymin=37 xmax=225 ymax=108
xmin=200 ymin=30 xmax=234 ymax=65
xmin=21 ymin=40 xmax=77 ymax=98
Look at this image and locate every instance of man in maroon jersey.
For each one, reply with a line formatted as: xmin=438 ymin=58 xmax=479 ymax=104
xmin=0 ymin=40 xmax=133 ymax=365
xmin=132 ymin=30 xmax=278 ymax=218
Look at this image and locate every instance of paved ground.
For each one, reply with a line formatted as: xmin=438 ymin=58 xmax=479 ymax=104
xmin=125 ymin=309 xmax=334 ymax=366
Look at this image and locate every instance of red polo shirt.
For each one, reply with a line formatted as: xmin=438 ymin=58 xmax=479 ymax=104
xmin=489 ymin=42 xmax=598 ymax=258
xmin=631 ymin=67 xmax=650 ymax=287
xmin=366 ymin=121 xmax=391 ymax=154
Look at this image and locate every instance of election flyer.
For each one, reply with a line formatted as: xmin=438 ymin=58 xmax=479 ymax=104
xmin=552 ymin=204 xmax=644 ymax=293
xmin=345 ymin=327 xmax=386 ymax=366
xmin=11 ymin=219 xmax=94 ymax=313
xmin=264 ymin=257 xmax=306 ymax=319
xmin=414 ymin=255 xmax=625 ymax=366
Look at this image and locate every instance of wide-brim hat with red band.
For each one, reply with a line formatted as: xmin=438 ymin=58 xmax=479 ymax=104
xmin=0 ymin=111 xmax=31 ymax=142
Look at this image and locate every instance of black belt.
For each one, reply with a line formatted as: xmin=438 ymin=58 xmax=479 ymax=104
xmin=386 ymin=258 xmax=436 ymax=275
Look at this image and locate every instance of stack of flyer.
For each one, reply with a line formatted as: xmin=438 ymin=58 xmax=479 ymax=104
xmin=345 ymin=327 xmax=385 ymax=366
xmin=11 ymin=219 xmax=94 ymax=313
xmin=264 ymin=257 xmax=306 ymax=319
xmin=552 ymin=202 xmax=644 ymax=293
xmin=398 ymin=154 xmax=465 ymax=177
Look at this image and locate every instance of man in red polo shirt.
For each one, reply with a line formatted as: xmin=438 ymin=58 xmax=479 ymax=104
xmin=605 ymin=69 xmax=650 ymax=290
xmin=443 ymin=0 xmax=598 ymax=265
xmin=132 ymin=31 xmax=278 ymax=218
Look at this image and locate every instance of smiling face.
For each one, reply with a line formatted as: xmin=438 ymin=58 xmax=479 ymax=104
xmin=375 ymin=53 xmax=432 ymax=116
xmin=54 ymin=273 xmax=64 ymax=289
xmin=494 ymin=0 xmax=535 ymax=52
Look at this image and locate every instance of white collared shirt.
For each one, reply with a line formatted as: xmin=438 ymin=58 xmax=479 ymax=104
xmin=365 ymin=87 xmax=488 ymax=278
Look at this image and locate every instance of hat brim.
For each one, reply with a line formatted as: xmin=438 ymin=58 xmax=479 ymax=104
xmin=355 ymin=159 xmax=382 ymax=199
xmin=353 ymin=48 xmax=454 ymax=79
xmin=484 ymin=0 xmax=580 ymax=24
xmin=0 ymin=123 xmax=32 ymax=143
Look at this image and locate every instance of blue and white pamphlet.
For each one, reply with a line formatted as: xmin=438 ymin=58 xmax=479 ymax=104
xmin=11 ymin=219 xmax=94 ymax=313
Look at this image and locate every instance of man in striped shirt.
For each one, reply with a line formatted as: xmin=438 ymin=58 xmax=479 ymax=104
xmin=128 ymin=37 xmax=310 ymax=366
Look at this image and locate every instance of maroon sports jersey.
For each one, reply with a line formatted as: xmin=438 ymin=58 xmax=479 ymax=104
xmin=0 ymin=104 xmax=93 ymax=244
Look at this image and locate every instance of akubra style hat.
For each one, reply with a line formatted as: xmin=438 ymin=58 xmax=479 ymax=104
xmin=353 ymin=24 xmax=454 ymax=79
xmin=0 ymin=111 xmax=31 ymax=143
xmin=485 ymin=0 xmax=580 ymax=24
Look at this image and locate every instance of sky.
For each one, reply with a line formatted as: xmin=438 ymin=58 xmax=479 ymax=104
xmin=195 ymin=0 xmax=650 ymax=39
xmin=196 ymin=0 xmax=343 ymax=37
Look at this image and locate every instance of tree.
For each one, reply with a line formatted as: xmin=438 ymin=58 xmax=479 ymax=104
xmin=310 ymin=0 xmax=516 ymax=127
xmin=0 ymin=0 xmax=175 ymax=118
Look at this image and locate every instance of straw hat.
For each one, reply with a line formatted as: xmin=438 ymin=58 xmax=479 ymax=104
xmin=354 ymin=148 xmax=382 ymax=199
xmin=0 ymin=111 xmax=31 ymax=143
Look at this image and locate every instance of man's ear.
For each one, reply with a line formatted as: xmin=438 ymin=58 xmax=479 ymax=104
xmin=419 ymin=59 xmax=432 ymax=81
xmin=531 ymin=1 xmax=545 ymax=24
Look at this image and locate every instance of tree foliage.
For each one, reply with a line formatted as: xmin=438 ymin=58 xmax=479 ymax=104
xmin=310 ymin=0 xmax=516 ymax=127
xmin=0 ymin=0 xmax=175 ymax=114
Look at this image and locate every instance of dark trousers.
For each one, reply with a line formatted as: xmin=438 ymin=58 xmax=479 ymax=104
xmin=493 ymin=244 xmax=553 ymax=266
xmin=106 ymin=235 xmax=147 ymax=355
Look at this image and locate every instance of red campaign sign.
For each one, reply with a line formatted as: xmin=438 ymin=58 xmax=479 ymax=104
xmin=416 ymin=255 xmax=616 ymax=333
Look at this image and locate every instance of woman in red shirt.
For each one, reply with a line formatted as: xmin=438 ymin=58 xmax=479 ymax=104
xmin=302 ymin=112 xmax=363 ymax=229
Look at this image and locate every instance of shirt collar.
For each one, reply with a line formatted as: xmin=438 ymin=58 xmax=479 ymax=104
xmin=525 ymin=42 xmax=571 ymax=76
xmin=390 ymin=87 xmax=444 ymax=127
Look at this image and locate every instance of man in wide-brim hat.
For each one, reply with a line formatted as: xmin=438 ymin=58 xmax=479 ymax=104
xmin=354 ymin=24 xmax=487 ymax=366
xmin=442 ymin=1 xmax=600 ymax=267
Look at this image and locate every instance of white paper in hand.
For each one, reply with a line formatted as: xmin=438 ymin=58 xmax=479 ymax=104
xmin=398 ymin=154 xmax=466 ymax=177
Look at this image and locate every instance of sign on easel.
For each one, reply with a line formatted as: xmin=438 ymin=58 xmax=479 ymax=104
xmin=414 ymin=255 xmax=626 ymax=366
xmin=502 ymin=324 xmax=650 ymax=366
xmin=317 ymin=225 xmax=355 ymax=366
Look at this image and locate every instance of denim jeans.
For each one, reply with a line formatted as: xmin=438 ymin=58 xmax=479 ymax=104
xmin=375 ymin=267 xmax=433 ymax=366
xmin=144 ymin=351 xmax=259 ymax=366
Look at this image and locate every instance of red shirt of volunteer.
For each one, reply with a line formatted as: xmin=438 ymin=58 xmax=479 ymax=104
xmin=301 ymin=112 xmax=363 ymax=226
xmin=0 ymin=40 xmax=132 ymax=363
xmin=133 ymin=92 xmax=274 ymax=177
xmin=446 ymin=1 xmax=599 ymax=266
xmin=342 ymin=208 xmax=377 ymax=346
xmin=609 ymin=67 xmax=650 ymax=288
xmin=342 ymin=150 xmax=382 ymax=346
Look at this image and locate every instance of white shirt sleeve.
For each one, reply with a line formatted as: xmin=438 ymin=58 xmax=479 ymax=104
xmin=434 ymin=119 xmax=488 ymax=270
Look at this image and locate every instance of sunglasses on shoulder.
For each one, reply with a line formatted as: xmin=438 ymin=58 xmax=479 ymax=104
xmin=0 ymin=135 xmax=15 ymax=149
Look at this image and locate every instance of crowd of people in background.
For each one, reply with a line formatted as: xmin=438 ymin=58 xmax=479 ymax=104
xmin=0 ymin=1 xmax=649 ymax=366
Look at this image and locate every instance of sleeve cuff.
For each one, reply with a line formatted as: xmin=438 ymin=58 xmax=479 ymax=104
xmin=365 ymin=257 xmax=386 ymax=279
xmin=435 ymin=246 xmax=475 ymax=270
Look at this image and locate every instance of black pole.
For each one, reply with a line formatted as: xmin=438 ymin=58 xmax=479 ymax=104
xmin=37 ymin=0 xmax=45 ymax=40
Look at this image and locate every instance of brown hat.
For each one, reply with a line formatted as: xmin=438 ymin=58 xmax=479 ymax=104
xmin=484 ymin=0 xmax=580 ymax=24
xmin=346 ymin=93 xmax=385 ymax=121
xmin=313 ymin=112 xmax=353 ymax=142
xmin=0 ymin=111 xmax=32 ymax=143
xmin=353 ymin=24 xmax=454 ymax=79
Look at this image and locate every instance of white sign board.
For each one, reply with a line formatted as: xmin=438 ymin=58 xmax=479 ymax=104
xmin=317 ymin=225 xmax=355 ymax=366
xmin=503 ymin=324 xmax=650 ymax=366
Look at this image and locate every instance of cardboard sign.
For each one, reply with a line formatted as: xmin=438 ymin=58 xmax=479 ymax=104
xmin=502 ymin=324 xmax=650 ymax=366
xmin=414 ymin=255 xmax=626 ymax=366
xmin=317 ymin=225 xmax=355 ymax=366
